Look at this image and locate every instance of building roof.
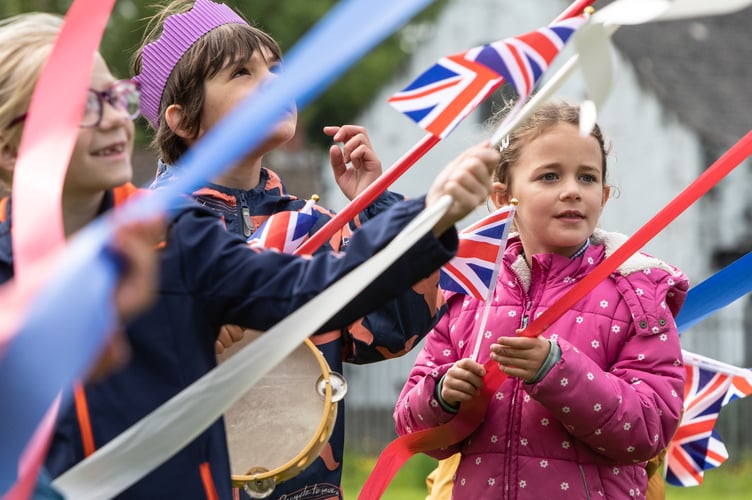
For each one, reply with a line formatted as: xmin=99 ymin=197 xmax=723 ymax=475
xmin=610 ymin=5 xmax=752 ymax=151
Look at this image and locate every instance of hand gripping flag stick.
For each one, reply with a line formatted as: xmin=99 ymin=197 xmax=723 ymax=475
xmin=359 ymin=129 xmax=752 ymax=498
xmin=293 ymin=0 xmax=596 ymax=257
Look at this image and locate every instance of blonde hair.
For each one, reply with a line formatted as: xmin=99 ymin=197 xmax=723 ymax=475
xmin=0 ymin=13 xmax=63 ymax=167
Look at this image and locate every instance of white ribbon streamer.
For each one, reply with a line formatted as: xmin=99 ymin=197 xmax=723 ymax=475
xmin=53 ymin=195 xmax=453 ymax=499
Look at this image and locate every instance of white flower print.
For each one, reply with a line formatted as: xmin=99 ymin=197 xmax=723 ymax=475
xmin=588 ymin=257 xmax=594 ymax=265
xmin=630 ymin=488 xmax=636 ymax=497
xmin=550 ymin=333 xmax=560 ymax=341
xmin=623 ymin=422 xmax=632 ymax=431
xmin=594 ymin=429 xmax=602 ymax=435
xmin=660 ymin=333 xmax=668 ymax=342
xmin=661 ymin=300 xmax=667 ymax=309
xmin=562 ymin=441 xmax=571 ymax=449
xmin=474 ymin=312 xmax=480 ymax=321
xmin=668 ymin=278 xmax=675 ymax=285
xmin=523 ymin=394 xmax=531 ymax=403
xmin=491 ymin=435 xmax=498 ymax=443
xmin=654 ymin=434 xmax=660 ymax=443
xmin=450 ymin=324 xmax=456 ymax=333
xmin=643 ymin=268 xmax=651 ymax=275
xmin=600 ymin=299 xmax=608 ymax=308
xmin=460 ymin=478 xmax=466 ymax=486
xmin=540 ymin=460 xmax=549 ymax=468
xmin=406 ymin=426 xmax=412 ymax=433
xmin=430 ymin=369 xmax=439 ymax=378
xmin=613 ymin=467 xmax=620 ymax=475
xmin=541 ymin=418 xmax=550 ymax=426
xmin=576 ymin=316 xmax=584 ymax=324
xmin=458 ymin=340 xmax=465 ymax=348
xmin=587 ymin=372 xmax=595 ymax=381
xmin=520 ymin=480 xmax=527 ymax=488
xmin=635 ymin=288 xmax=644 ymax=296
xmin=637 ymin=354 xmax=645 ymax=361
xmin=671 ymin=389 xmax=678 ymax=398
xmin=463 ymin=299 xmax=470 ymax=308
xmin=560 ymin=377 xmax=569 ymax=387
xmin=591 ymin=340 xmax=600 ymax=349
xmin=488 ymin=478 xmax=495 ymax=486
xmin=674 ymin=359 xmax=682 ymax=366
xmin=521 ymin=438 xmax=528 ymax=446
xmin=495 ymin=392 xmax=504 ymax=400
xmin=593 ymin=403 xmax=602 ymax=412
xmin=561 ymin=482 xmax=570 ymax=491
xmin=430 ymin=400 xmax=438 ymax=408
xmin=508 ymin=310 xmax=517 ymax=317
xmin=426 ymin=361 xmax=434 ymax=367
xmin=484 ymin=330 xmax=492 ymax=339
xmin=562 ymin=406 xmax=571 ymax=413
xmin=627 ymin=446 xmax=635 ymax=453
xmin=612 ymin=325 xmax=621 ymax=334
xmin=475 ymin=457 xmax=482 ymax=465
xmin=652 ymin=326 xmax=660 ymax=334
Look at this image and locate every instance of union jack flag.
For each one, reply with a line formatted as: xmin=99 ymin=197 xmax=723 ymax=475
xmin=665 ymin=351 xmax=752 ymax=487
xmin=439 ymin=205 xmax=515 ymax=300
xmin=388 ymin=16 xmax=585 ymax=138
xmin=247 ymin=199 xmax=319 ymax=254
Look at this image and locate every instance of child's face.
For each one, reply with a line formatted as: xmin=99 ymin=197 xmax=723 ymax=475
xmin=507 ymin=122 xmax=609 ymax=258
xmin=199 ymin=47 xmax=297 ymax=153
xmin=65 ymin=53 xmax=134 ymax=195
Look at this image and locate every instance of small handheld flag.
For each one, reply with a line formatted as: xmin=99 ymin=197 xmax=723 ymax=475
xmin=439 ymin=204 xmax=515 ymax=300
xmin=665 ymin=351 xmax=752 ymax=487
xmin=388 ymin=16 xmax=585 ymax=138
xmin=247 ymin=196 xmax=319 ymax=253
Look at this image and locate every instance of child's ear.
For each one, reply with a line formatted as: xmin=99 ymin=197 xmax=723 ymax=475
xmin=601 ymin=185 xmax=611 ymax=208
xmin=491 ymin=181 xmax=510 ymax=209
xmin=164 ymin=104 xmax=194 ymax=140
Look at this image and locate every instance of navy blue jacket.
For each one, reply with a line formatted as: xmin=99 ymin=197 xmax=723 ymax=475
xmin=0 ymin=187 xmax=457 ymax=500
xmin=153 ymin=165 xmax=445 ymax=499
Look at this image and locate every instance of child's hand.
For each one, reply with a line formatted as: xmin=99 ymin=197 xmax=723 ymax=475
xmin=441 ymin=358 xmax=487 ymax=407
xmin=428 ymin=144 xmax=499 ymax=237
xmin=215 ymin=324 xmax=246 ymax=354
xmin=490 ymin=335 xmax=551 ymax=382
xmin=324 ymin=125 xmax=382 ymax=200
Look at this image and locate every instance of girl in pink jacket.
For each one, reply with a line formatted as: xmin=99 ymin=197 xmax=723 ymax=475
xmin=394 ymin=102 xmax=688 ymax=499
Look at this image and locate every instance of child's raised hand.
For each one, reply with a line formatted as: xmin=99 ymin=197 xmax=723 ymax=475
xmin=324 ymin=125 xmax=383 ymax=200
xmin=428 ymin=144 xmax=499 ymax=237
xmin=490 ymin=335 xmax=551 ymax=382
xmin=441 ymin=358 xmax=487 ymax=407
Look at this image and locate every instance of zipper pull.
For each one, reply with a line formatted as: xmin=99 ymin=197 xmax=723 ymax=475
xmin=520 ymin=300 xmax=532 ymax=330
xmin=242 ymin=206 xmax=253 ymax=237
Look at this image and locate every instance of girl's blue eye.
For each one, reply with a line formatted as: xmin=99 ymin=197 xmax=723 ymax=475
xmin=581 ymin=174 xmax=598 ymax=183
xmin=541 ymin=172 xmax=557 ymax=181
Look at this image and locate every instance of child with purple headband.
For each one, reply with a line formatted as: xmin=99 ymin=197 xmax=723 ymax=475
xmin=131 ymin=1 xmax=455 ymax=498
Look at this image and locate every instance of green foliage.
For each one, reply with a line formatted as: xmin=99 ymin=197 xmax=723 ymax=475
xmin=2 ymin=0 xmax=448 ymax=148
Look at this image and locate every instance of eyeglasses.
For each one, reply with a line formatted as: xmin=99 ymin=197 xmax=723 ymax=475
xmin=5 ymin=79 xmax=141 ymax=130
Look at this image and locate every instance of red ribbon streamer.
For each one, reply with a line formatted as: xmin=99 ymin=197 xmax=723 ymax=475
xmin=2 ymin=1 xmax=115 ymax=498
xmin=359 ymin=130 xmax=752 ymax=499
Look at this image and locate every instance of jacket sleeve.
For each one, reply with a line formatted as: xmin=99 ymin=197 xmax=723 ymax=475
xmin=170 ymin=199 xmax=457 ymax=335
xmin=527 ymin=269 xmax=688 ymax=462
xmin=393 ymin=293 xmax=467 ymax=459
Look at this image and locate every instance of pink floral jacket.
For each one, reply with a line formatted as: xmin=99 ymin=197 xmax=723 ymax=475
xmin=394 ymin=230 xmax=689 ymax=499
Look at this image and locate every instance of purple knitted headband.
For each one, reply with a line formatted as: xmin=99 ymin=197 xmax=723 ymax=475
xmin=134 ymin=0 xmax=247 ymax=127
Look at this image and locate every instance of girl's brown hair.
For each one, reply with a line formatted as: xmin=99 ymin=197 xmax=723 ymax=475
xmin=492 ymin=101 xmax=611 ymax=189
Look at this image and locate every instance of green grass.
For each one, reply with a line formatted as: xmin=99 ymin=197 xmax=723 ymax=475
xmin=342 ymin=452 xmax=752 ymax=499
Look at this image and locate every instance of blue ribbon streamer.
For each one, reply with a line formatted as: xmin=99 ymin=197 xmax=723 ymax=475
xmin=0 ymin=0 xmax=432 ymax=490
xmin=677 ymin=252 xmax=752 ymax=333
